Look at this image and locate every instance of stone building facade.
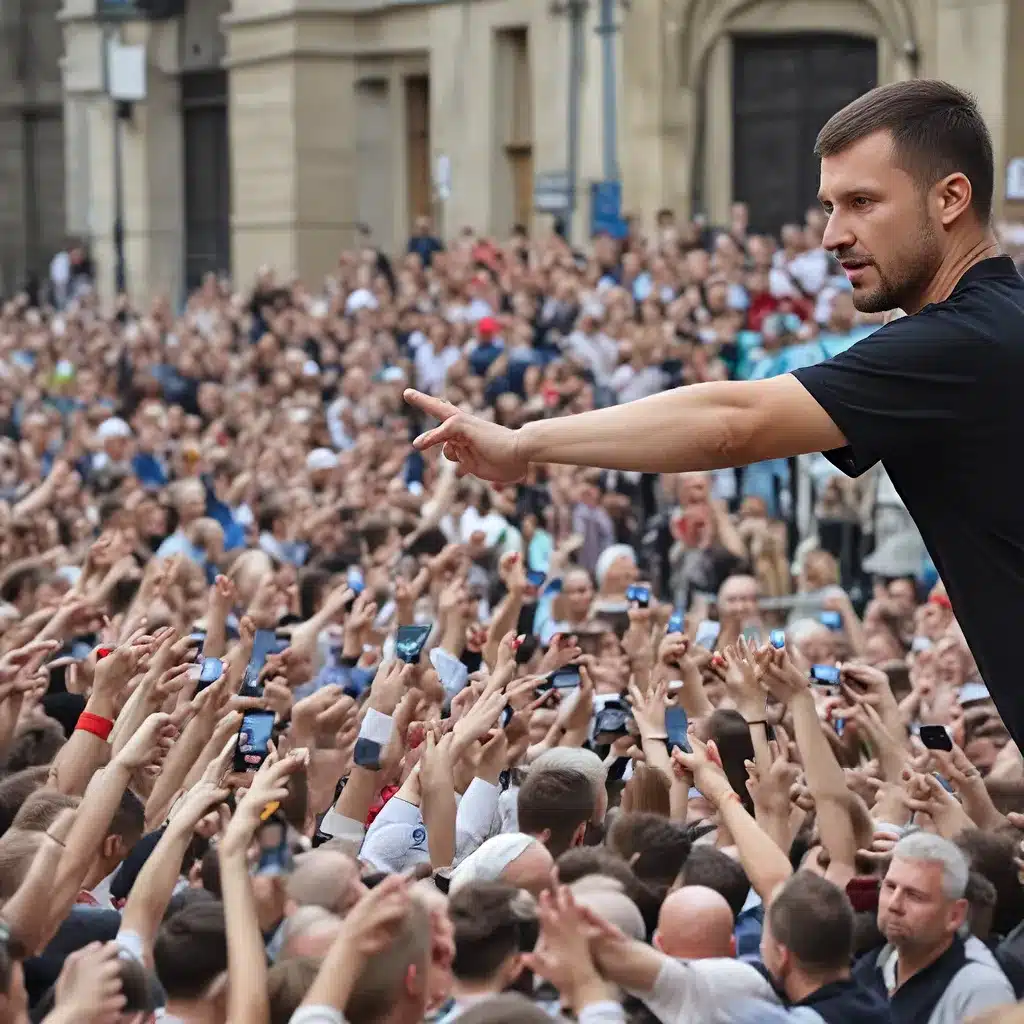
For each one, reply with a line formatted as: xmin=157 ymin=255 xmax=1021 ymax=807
xmin=46 ymin=0 xmax=1024 ymax=301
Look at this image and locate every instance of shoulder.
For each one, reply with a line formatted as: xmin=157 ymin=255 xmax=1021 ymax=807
xmin=946 ymin=959 xmax=1015 ymax=1010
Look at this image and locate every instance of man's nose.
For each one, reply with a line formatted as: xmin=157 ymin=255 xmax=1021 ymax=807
xmin=821 ymin=211 xmax=854 ymax=254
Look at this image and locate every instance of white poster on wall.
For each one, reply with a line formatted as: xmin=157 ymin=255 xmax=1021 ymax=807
xmin=1006 ymin=158 xmax=1024 ymax=201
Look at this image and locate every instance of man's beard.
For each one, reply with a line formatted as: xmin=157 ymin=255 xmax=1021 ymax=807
xmin=851 ymin=219 xmax=942 ymax=314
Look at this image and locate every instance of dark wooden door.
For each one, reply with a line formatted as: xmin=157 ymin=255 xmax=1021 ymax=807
xmin=182 ymin=70 xmax=230 ymax=293
xmin=732 ymin=34 xmax=877 ymax=234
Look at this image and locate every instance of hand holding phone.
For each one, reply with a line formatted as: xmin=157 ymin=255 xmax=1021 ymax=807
xmin=919 ymin=724 xmax=954 ymax=751
xmin=626 ymin=584 xmax=651 ymax=609
xmin=395 ymin=623 xmax=432 ymax=664
xmin=233 ymin=710 xmax=276 ymax=773
xmin=809 ymin=664 xmax=841 ymax=686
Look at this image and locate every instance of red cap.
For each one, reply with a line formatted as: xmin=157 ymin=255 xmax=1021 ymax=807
xmin=478 ymin=316 xmax=499 ymax=337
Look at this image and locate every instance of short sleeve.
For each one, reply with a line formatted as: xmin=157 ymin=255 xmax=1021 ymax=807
xmin=791 ymin=310 xmax=987 ymax=477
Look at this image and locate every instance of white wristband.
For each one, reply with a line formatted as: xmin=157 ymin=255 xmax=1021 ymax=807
xmin=359 ymin=708 xmax=395 ymax=746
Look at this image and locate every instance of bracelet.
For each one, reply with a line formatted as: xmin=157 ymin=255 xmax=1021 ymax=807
xmin=76 ymin=711 xmax=114 ymax=742
xmin=746 ymin=720 xmax=769 ymax=727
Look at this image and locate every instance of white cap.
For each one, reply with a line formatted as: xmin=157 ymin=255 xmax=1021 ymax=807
xmin=97 ymin=417 xmax=132 ymax=442
xmin=306 ymin=448 xmax=339 ymax=472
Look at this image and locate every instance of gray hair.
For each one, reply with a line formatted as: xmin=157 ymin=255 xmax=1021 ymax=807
xmin=891 ymin=831 xmax=969 ymax=900
xmin=529 ymin=747 xmax=606 ymax=799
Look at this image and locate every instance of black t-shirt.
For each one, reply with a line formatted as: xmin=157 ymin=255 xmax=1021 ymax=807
xmin=793 ymin=255 xmax=1024 ymax=743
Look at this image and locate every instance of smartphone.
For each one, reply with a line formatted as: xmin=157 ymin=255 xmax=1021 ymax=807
xmin=594 ymin=704 xmax=631 ymax=739
xmin=809 ymin=664 xmax=841 ymax=686
xmin=846 ymin=877 xmax=881 ymax=914
xmin=919 ymin=724 xmax=954 ymax=751
xmin=514 ymin=633 xmax=537 ymax=666
xmin=741 ymin=625 xmax=762 ymax=645
xmin=241 ymin=629 xmax=287 ymax=697
xmin=549 ymin=665 xmax=581 ymax=689
xmin=820 ymin=610 xmax=843 ymax=631
xmin=192 ymin=657 xmax=224 ymax=693
xmin=347 ymin=567 xmax=365 ymax=594
xmin=667 ymin=611 xmax=685 ymax=635
xmin=526 ymin=570 xmax=547 ymax=590
xmin=626 ymin=584 xmax=651 ymax=609
xmin=190 ymin=630 xmax=207 ymax=654
xmin=500 ymin=705 xmax=514 ymax=728
xmin=665 ymin=705 xmax=690 ymax=754
xmin=254 ymin=814 xmax=293 ymax=876
xmin=233 ymin=710 xmax=276 ymax=773
xmin=769 ymin=629 xmax=786 ymax=650
xmin=694 ymin=620 xmax=721 ymax=650
xmin=395 ymin=623 xmax=432 ymax=664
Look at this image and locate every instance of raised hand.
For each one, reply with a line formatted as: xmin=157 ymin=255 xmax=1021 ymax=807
xmin=405 ymin=390 xmax=529 ymax=484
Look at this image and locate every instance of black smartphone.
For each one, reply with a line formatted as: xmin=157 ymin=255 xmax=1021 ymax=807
xmin=395 ymin=623 xmax=432 ymax=664
xmin=241 ymin=629 xmax=287 ymax=696
xmin=820 ymin=610 xmax=843 ymax=631
xmin=192 ymin=656 xmax=224 ymax=694
xmin=190 ymin=630 xmax=207 ymax=654
xmin=233 ymin=710 xmax=276 ymax=773
xmin=594 ymin=704 xmax=631 ymax=739
xmin=809 ymin=664 xmax=841 ymax=686
xmin=920 ymin=724 xmax=954 ymax=751
xmin=667 ymin=611 xmax=684 ymax=634
xmin=626 ymin=584 xmax=651 ymax=608
xmin=549 ymin=665 xmax=581 ymax=689
xmin=254 ymin=814 xmax=293 ymax=876
xmin=500 ymin=705 xmax=515 ymax=728
xmin=665 ymin=705 xmax=690 ymax=754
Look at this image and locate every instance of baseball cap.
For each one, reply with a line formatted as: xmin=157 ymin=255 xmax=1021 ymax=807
xmin=478 ymin=316 xmax=499 ymax=337
xmin=306 ymin=448 xmax=339 ymax=473
xmin=97 ymin=417 xmax=132 ymax=442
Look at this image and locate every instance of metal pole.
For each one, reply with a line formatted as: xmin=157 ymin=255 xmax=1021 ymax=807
xmin=596 ymin=0 xmax=618 ymax=181
xmin=565 ymin=0 xmax=587 ymax=244
xmin=113 ymin=104 xmax=127 ymax=296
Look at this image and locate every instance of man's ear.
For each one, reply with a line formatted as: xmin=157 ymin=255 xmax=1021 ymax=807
xmin=570 ymin=822 xmax=588 ymax=849
xmin=653 ymin=931 xmax=664 ymax=952
xmin=730 ymin=935 xmax=737 ymax=958
xmin=102 ymin=833 xmax=119 ymax=860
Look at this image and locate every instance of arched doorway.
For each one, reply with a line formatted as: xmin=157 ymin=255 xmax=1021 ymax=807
xmin=731 ymin=33 xmax=878 ymax=234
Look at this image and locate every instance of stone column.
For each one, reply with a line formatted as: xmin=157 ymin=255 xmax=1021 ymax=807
xmin=225 ymin=0 xmax=359 ymax=287
xmin=60 ymin=0 xmax=185 ymax=303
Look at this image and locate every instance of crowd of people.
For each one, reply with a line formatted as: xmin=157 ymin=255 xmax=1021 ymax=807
xmin=0 ymin=204 xmax=1021 ymax=1024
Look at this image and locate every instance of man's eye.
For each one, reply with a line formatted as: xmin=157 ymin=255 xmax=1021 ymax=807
xmin=852 ymin=197 xmax=871 ymax=208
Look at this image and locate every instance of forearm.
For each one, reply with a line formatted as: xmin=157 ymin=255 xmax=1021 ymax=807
xmin=120 ymin=824 xmax=188 ymax=962
xmin=48 ymin=692 xmax=115 ymax=795
xmin=421 ymin=784 xmax=456 ymax=869
xmin=791 ymin=695 xmax=848 ymax=801
xmin=483 ymin=592 xmax=523 ymax=669
xmin=718 ymin=796 xmax=792 ymax=902
xmin=220 ymin=848 xmax=271 ymax=1024
xmin=147 ymin=719 xmax=215 ymax=828
xmin=517 ymin=382 xmax=762 ymax=473
xmin=1 ymin=835 xmax=64 ymax=954
xmin=205 ymin=606 xmax=228 ymax=661
xmin=50 ymin=762 xmax=133 ymax=929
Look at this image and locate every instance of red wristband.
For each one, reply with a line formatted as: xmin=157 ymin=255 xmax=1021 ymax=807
xmin=76 ymin=712 xmax=114 ymax=742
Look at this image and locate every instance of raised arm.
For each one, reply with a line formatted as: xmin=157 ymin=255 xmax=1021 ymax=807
xmin=405 ymin=376 xmax=844 ymax=481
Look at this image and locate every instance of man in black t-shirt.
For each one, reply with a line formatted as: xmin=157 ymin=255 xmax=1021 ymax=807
xmin=404 ymin=80 xmax=1024 ymax=744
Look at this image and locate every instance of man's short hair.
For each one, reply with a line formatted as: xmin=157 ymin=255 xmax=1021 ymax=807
xmin=4 ymin=718 xmax=65 ymax=773
xmin=678 ymin=845 xmax=751 ymax=919
xmin=11 ymin=790 xmax=79 ymax=833
xmin=517 ymin=766 xmax=595 ymax=858
xmin=606 ymin=812 xmax=692 ymax=890
xmin=766 ymin=873 xmax=854 ymax=973
xmin=268 ymin=957 xmax=320 ymax=1024
xmin=110 ymin=788 xmax=146 ymax=845
xmin=0 ymin=828 xmax=44 ymax=900
xmin=449 ymin=882 xmax=538 ymax=983
xmin=891 ymin=831 xmax=969 ymax=900
xmin=815 ymin=79 xmax=994 ymax=221
xmin=0 ymin=766 xmax=50 ymax=836
xmin=345 ymin=896 xmax=431 ymax=1024
xmin=154 ymin=900 xmax=228 ymax=1000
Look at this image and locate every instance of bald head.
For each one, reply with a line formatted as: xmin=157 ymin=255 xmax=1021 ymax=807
xmin=279 ymin=905 xmax=345 ymax=960
xmin=655 ymin=886 xmax=735 ymax=960
xmin=286 ymin=849 xmax=366 ymax=916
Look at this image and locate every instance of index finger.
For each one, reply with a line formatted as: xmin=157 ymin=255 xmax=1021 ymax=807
xmin=405 ymin=388 xmax=455 ymax=423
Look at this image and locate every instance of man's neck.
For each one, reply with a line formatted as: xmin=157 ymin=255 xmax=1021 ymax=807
xmin=909 ymin=230 xmax=1001 ymax=313
xmin=164 ymin=999 xmax=220 ymax=1024
xmin=450 ymin=978 xmax=503 ymax=1002
xmin=895 ymin=937 xmax=954 ymax=987
xmin=785 ymin=967 xmax=850 ymax=1004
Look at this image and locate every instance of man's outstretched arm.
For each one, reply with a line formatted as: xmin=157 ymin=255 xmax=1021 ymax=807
xmin=516 ymin=375 xmax=845 ymax=474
